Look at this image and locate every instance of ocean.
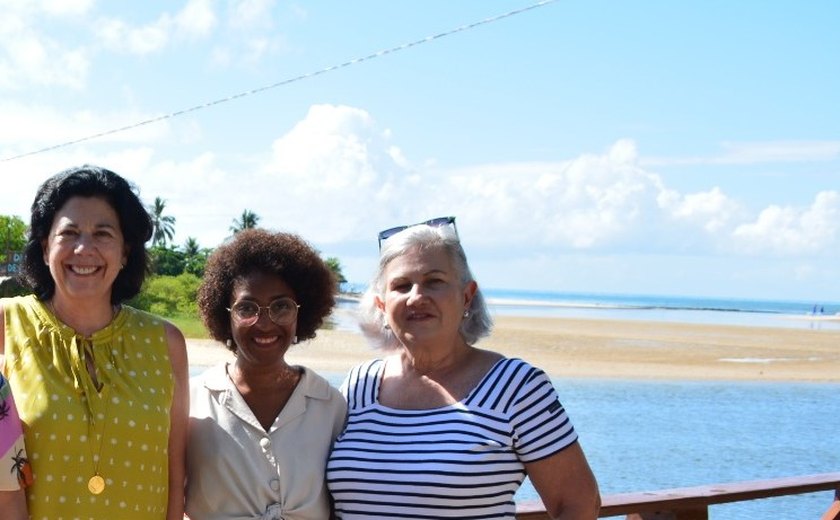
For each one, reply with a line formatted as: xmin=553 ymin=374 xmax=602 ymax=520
xmin=480 ymin=288 xmax=840 ymax=331
xmin=330 ymin=290 xmax=840 ymax=518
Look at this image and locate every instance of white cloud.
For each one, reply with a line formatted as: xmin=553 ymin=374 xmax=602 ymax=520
xmin=442 ymin=140 xmax=672 ymax=251
xmin=0 ymin=12 xmax=90 ymax=89
xmin=97 ymin=0 xmax=217 ymax=55
xmin=229 ymin=0 xmax=277 ymax=29
xmin=175 ymin=0 xmax=218 ymax=39
xmin=40 ymin=0 xmax=94 ymax=16
xmin=0 ymin=101 xmax=171 ymax=154
xmin=96 ymin=16 xmax=172 ymax=55
xmin=661 ymin=186 xmax=743 ymax=233
xmin=259 ymin=104 xmax=411 ymax=241
xmin=643 ymin=140 xmax=840 ymax=167
xmin=731 ymin=191 xmax=839 ymax=256
xmin=4 ymin=103 xmax=836 ymax=270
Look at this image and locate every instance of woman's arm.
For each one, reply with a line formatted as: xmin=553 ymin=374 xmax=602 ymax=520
xmin=164 ymin=322 xmax=189 ymax=520
xmin=525 ymin=441 xmax=601 ymax=519
xmin=0 ymin=490 xmax=28 ymax=520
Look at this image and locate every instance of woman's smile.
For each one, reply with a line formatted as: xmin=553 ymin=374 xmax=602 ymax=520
xmin=67 ymin=264 xmax=103 ymax=276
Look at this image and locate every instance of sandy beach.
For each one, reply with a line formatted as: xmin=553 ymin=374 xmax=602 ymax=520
xmin=187 ymin=314 xmax=840 ymax=383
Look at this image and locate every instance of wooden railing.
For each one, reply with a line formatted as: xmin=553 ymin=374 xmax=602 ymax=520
xmin=515 ymin=472 xmax=840 ymax=519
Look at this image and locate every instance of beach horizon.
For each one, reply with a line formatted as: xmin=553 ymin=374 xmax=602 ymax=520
xmin=187 ymin=313 xmax=840 ymax=383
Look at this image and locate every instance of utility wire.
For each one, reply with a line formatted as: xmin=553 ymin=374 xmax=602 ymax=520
xmin=2 ymin=0 xmax=557 ymax=163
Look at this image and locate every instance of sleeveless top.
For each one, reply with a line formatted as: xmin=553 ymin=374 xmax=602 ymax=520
xmin=327 ymin=357 xmax=579 ymax=519
xmin=2 ymin=295 xmax=174 ymax=519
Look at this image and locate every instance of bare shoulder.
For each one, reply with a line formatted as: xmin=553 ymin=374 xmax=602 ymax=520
xmin=162 ymin=320 xmax=188 ymax=369
xmin=472 ymin=347 xmax=504 ymax=368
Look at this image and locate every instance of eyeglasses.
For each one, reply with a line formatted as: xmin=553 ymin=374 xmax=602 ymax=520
xmin=377 ymin=216 xmax=458 ymax=250
xmin=227 ymin=297 xmax=300 ymax=326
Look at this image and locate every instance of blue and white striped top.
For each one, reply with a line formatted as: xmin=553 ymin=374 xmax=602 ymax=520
xmin=326 ymin=357 xmax=578 ymax=519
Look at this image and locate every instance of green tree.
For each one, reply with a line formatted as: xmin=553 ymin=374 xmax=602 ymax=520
xmin=148 ymin=245 xmax=185 ymax=276
xmin=230 ymin=210 xmax=260 ymax=234
xmin=149 ymin=197 xmax=176 ymax=247
xmin=1 ymin=215 xmax=27 ymax=252
xmin=183 ymin=237 xmax=200 ymax=257
xmin=130 ymin=273 xmax=201 ymax=317
xmin=324 ymin=257 xmax=347 ymax=285
xmin=1 ymin=215 xmax=27 ymax=277
xmin=182 ymin=237 xmax=208 ymax=277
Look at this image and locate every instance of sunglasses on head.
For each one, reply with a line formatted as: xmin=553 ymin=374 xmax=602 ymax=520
xmin=377 ymin=216 xmax=458 ymax=251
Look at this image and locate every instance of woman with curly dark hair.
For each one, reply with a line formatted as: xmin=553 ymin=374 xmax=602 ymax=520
xmin=0 ymin=165 xmax=189 ymax=520
xmin=187 ymin=228 xmax=346 ymax=520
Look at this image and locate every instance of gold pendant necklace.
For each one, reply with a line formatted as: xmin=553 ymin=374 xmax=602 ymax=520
xmin=46 ymin=299 xmax=117 ymax=496
xmin=84 ymin=340 xmax=111 ymax=496
xmin=88 ymin=474 xmax=106 ymax=495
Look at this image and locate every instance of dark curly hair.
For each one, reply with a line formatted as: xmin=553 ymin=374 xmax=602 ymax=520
xmin=198 ymin=228 xmax=337 ymax=351
xmin=21 ymin=165 xmax=153 ymax=304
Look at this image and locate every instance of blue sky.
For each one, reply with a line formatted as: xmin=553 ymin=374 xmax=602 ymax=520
xmin=1 ymin=0 xmax=838 ymax=302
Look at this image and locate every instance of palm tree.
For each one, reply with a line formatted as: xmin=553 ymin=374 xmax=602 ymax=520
xmin=325 ymin=257 xmax=347 ymax=284
xmin=183 ymin=237 xmax=200 ymax=257
xmin=230 ymin=210 xmax=260 ymax=234
xmin=182 ymin=237 xmax=207 ymax=276
xmin=149 ymin=197 xmax=176 ymax=247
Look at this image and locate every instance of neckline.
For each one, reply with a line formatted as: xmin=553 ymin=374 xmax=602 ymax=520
xmin=373 ymin=356 xmax=507 ymax=412
xmin=34 ymin=296 xmax=126 ymax=341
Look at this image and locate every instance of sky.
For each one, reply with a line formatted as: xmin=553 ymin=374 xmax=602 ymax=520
xmin=1 ymin=0 xmax=838 ymax=302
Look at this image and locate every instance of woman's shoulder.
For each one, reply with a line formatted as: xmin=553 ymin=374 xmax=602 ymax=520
xmin=119 ymin=304 xmax=169 ymax=328
xmin=119 ymin=306 xmax=185 ymax=344
xmin=0 ymin=294 xmax=37 ymax=312
xmin=469 ymin=355 xmax=554 ymax=403
xmin=479 ymin=354 xmax=542 ymax=377
xmin=1 ymin=295 xmax=49 ymax=333
xmin=299 ymin=367 xmax=342 ymax=399
xmin=340 ymin=358 xmax=386 ymax=405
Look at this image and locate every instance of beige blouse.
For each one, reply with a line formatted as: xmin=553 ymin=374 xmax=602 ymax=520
xmin=186 ymin=363 xmax=346 ymax=520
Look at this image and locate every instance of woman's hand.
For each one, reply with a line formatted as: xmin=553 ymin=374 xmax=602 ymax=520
xmin=0 ymin=489 xmax=29 ymax=520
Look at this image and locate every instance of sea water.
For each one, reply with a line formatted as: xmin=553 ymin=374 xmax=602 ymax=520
xmin=326 ymin=292 xmax=840 ymax=518
xmin=549 ymin=378 xmax=839 ymax=519
xmin=480 ymin=288 xmax=840 ymax=331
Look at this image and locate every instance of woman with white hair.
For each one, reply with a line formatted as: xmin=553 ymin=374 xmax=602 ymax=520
xmin=327 ymin=217 xmax=600 ymax=519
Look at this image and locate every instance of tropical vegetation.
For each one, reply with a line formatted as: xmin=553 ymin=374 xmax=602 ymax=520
xmin=148 ymin=197 xmax=176 ymax=247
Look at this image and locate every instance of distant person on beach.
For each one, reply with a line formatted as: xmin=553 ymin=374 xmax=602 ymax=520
xmin=187 ymin=229 xmax=346 ymax=520
xmin=0 ymin=373 xmax=30 ymax=520
xmin=0 ymin=165 xmax=189 ymax=519
xmin=326 ymin=217 xmax=601 ymax=519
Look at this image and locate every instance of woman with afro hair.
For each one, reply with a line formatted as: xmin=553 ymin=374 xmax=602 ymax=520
xmin=186 ymin=228 xmax=346 ymax=520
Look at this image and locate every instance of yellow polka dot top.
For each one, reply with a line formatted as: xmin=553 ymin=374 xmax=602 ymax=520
xmin=2 ymin=295 xmax=174 ymax=519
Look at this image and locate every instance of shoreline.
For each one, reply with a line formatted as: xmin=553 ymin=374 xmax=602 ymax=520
xmin=187 ymin=314 xmax=840 ymax=383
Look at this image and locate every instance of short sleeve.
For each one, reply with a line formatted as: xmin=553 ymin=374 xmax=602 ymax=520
xmin=509 ymin=367 xmax=578 ymax=463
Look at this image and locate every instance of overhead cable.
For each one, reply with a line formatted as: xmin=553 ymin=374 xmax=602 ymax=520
xmin=2 ymin=0 xmax=557 ymax=163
